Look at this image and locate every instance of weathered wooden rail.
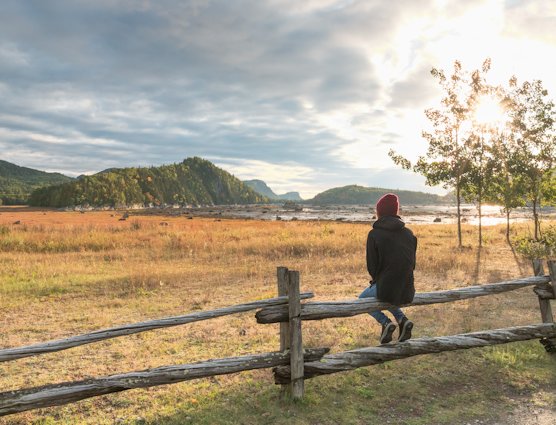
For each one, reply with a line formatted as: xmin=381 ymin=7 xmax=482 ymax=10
xmin=0 ymin=348 xmax=329 ymax=416
xmin=0 ymin=293 xmax=314 ymax=363
xmin=0 ymin=260 xmax=554 ymax=417
xmin=256 ymin=276 xmax=551 ymax=324
xmin=273 ymin=324 xmax=556 ymax=383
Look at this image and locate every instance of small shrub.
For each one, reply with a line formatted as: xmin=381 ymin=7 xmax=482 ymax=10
xmin=513 ymin=226 xmax=556 ymax=259
xmin=321 ymin=224 xmax=335 ymax=236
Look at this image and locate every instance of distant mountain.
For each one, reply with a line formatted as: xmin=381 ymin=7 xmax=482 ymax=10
xmin=0 ymin=160 xmax=73 ymax=205
xmin=30 ymin=157 xmax=268 ymax=207
xmin=243 ymin=180 xmax=276 ymax=198
xmin=307 ymin=185 xmax=450 ymax=205
xmin=279 ymin=191 xmax=303 ymax=201
xmin=244 ymin=179 xmax=303 ymax=201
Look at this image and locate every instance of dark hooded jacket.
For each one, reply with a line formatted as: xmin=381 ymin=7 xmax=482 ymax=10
xmin=366 ymin=215 xmax=417 ymax=305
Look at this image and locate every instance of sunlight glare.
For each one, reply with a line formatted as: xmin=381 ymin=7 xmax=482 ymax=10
xmin=474 ymin=95 xmax=505 ymax=127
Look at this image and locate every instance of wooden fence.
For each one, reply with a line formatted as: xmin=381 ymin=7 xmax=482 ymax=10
xmin=0 ymin=260 xmax=555 ymax=417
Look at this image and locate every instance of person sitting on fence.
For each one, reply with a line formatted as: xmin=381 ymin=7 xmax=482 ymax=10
xmin=359 ymin=193 xmax=417 ymax=344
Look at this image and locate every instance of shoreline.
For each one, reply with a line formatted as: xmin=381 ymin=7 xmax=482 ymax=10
xmin=2 ymin=204 xmax=555 ymax=226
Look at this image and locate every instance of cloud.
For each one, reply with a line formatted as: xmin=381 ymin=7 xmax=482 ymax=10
xmin=388 ymin=63 xmax=440 ymax=108
xmin=0 ymin=0 xmax=554 ymax=196
xmin=504 ymin=1 xmax=556 ymax=45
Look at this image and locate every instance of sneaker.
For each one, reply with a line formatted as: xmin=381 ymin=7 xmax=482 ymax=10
xmin=398 ymin=317 xmax=413 ymax=342
xmin=380 ymin=322 xmax=396 ymax=344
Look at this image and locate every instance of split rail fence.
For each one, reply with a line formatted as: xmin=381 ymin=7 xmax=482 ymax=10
xmin=0 ymin=260 xmax=555 ymax=417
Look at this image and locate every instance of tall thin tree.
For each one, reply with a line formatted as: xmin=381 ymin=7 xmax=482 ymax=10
xmin=507 ymin=78 xmax=556 ymax=240
xmin=390 ymin=61 xmax=472 ymax=247
xmin=462 ymin=59 xmax=497 ymax=247
xmin=486 ymin=130 xmax=526 ymax=243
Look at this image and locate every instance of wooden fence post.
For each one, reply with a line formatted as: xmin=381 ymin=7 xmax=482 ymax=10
xmin=277 ymin=267 xmax=290 ymax=397
xmin=532 ymin=259 xmax=544 ymax=277
xmin=532 ymin=259 xmax=555 ymax=353
xmin=288 ymin=270 xmax=304 ymax=400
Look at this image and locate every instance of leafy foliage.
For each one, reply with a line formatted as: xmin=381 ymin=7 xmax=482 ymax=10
xmin=514 ymin=226 xmax=556 ymax=259
xmin=506 ymin=78 xmax=556 ymax=239
xmin=29 ymin=157 xmax=268 ymax=207
xmin=390 ymin=60 xmax=477 ymax=246
xmin=390 ymin=59 xmax=556 ymax=245
xmin=0 ymin=160 xmax=73 ymax=204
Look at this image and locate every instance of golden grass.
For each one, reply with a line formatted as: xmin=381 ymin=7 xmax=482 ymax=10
xmin=0 ymin=208 xmax=554 ymax=424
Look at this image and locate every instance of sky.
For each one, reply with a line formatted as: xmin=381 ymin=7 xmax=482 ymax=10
xmin=0 ymin=0 xmax=555 ymax=198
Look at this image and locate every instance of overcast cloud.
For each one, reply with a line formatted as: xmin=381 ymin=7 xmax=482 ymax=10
xmin=1 ymin=0 xmax=555 ymax=197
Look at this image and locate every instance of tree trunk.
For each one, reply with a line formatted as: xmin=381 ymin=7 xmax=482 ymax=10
xmin=533 ymin=197 xmax=540 ymax=241
xmin=456 ymin=181 xmax=462 ymax=247
xmin=478 ymin=187 xmax=483 ymax=248
xmin=506 ymin=209 xmax=511 ymax=244
xmin=477 ymin=133 xmax=484 ymax=248
xmin=455 ymin=128 xmax=463 ymax=248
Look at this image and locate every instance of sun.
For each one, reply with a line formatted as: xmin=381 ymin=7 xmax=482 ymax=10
xmin=474 ymin=95 xmax=505 ymax=128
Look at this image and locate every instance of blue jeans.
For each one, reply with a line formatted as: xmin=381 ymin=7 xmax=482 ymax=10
xmin=359 ymin=284 xmax=405 ymax=326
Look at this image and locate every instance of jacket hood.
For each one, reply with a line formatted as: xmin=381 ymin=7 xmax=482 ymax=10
xmin=373 ymin=215 xmax=405 ymax=231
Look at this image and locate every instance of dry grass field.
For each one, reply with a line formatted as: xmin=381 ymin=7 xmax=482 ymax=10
xmin=0 ymin=207 xmax=554 ymax=424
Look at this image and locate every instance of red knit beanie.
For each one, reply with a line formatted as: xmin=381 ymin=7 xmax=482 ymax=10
xmin=376 ymin=193 xmax=399 ymax=217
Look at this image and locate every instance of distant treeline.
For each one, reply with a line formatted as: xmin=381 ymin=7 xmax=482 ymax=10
xmin=0 ymin=160 xmax=73 ymax=205
xmin=307 ymin=185 xmax=451 ymax=205
xmin=29 ymin=157 xmax=267 ymax=207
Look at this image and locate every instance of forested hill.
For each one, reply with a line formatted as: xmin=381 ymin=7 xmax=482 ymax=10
xmin=29 ymin=157 xmax=268 ymax=207
xmin=0 ymin=160 xmax=73 ymax=205
xmin=243 ymin=179 xmax=303 ymax=201
xmin=307 ymin=185 xmax=450 ymax=205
